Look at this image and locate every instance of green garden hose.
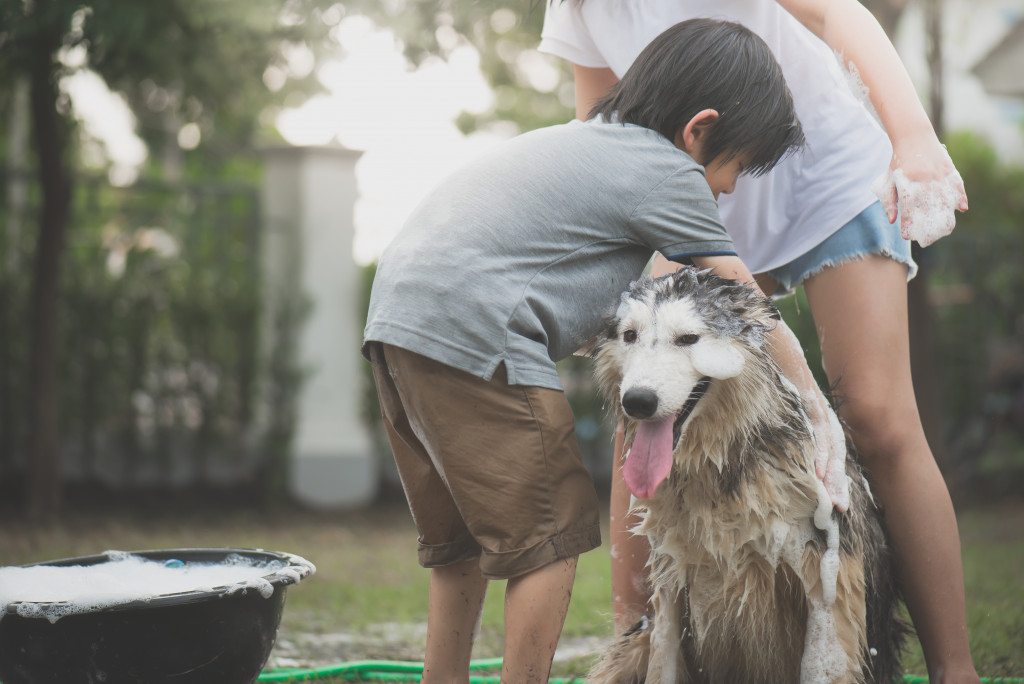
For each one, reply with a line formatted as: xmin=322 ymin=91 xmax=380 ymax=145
xmin=899 ymin=679 xmax=1023 ymax=684
xmin=257 ymin=657 xmax=583 ymax=683
xmin=257 ymin=659 xmax=1024 ymax=683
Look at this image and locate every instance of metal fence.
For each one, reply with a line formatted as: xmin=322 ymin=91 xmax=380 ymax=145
xmin=0 ymin=169 xmax=268 ymax=489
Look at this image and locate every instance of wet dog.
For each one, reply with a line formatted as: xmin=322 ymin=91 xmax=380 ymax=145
xmin=589 ymin=268 xmax=906 ymax=683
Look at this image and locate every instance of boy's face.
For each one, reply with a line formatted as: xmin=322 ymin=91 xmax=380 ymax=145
xmin=671 ymin=116 xmax=746 ymax=200
xmin=700 ymin=155 xmax=746 ymax=200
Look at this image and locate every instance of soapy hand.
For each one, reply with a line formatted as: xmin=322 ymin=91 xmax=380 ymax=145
xmin=871 ymin=142 xmax=968 ymax=247
xmin=803 ymin=387 xmax=851 ymax=513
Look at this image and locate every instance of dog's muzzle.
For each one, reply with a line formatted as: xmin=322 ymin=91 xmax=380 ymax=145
xmin=621 ymin=377 xmax=713 ymax=499
xmin=622 ymin=387 xmax=660 ymax=420
xmin=621 ymin=378 xmax=712 ymax=436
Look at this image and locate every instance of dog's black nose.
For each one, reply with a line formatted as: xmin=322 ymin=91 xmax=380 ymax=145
xmin=622 ymin=388 xmax=659 ymax=419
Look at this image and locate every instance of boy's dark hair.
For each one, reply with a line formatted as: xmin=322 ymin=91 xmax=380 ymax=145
xmin=589 ymin=18 xmax=805 ymax=177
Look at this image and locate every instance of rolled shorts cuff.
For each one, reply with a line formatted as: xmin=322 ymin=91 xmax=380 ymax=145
xmin=477 ymin=523 xmax=602 ymax=580
xmin=767 ymin=201 xmax=917 ymax=298
xmin=417 ymin=537 xmax=483 ymax=570
xmin=417 ymin=523 xmax=602 ymax=580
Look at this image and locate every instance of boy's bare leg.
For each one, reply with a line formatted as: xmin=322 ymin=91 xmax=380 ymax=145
xmin=609 ymin=422 xmax=654 ymax=634
xmin=805 ymin=256 xmax=980 ymax=684
xmin=422 ymin=557 xmax=489 ymax=684
xmin=502 ymin=556 xmax=578 ymax=684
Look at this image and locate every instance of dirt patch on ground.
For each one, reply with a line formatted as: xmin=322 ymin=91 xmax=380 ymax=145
xmin=269 ymin=624 xmax=607 ymax=672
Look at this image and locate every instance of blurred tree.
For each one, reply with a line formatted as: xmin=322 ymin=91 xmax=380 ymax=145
xmin=0 ymin=0 xmax=335 ymax=520
xmin=907 ymin=0 xmax=952 ymax=471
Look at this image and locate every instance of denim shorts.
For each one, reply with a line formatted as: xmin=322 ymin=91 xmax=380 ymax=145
xmin=766 ymin=201 xmax=917 ymax=297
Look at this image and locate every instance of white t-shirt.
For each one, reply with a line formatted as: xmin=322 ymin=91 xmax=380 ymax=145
xmin=540 ymin=0 xmax=893 ymax=273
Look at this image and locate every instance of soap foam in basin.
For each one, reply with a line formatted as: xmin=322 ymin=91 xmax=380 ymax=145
xmin=0 ymin=549 xmax=315 ymax=623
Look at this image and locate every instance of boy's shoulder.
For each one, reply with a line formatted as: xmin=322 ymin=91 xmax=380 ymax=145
xmin=433 ymin=116 xmax=709 ymax=215
xmin=529 ymin=115 xmax=668 ymax=143
xmin=517 ymin=116 xmax=697 ymax=171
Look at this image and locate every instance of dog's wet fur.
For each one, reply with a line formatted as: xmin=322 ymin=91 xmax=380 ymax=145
xmin=589 ymin=268 xmax=907 ymax=683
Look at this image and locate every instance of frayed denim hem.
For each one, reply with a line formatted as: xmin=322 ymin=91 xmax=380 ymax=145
xmin=765 ymin=202 xmax=916 ymax=298
xmin=769 ymin=248 xmax=918 ymax=299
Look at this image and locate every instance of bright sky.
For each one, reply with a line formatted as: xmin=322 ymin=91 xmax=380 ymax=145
xmin=64 ymin=13 xmax=525 ymax=266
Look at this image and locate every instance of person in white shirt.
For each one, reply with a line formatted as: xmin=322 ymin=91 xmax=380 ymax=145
xmin=541 ymin=2 xmax=978 ymax=682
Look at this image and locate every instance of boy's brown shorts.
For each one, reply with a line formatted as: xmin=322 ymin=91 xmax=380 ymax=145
xmin=368 ymin=343 xmax=601 ymax=580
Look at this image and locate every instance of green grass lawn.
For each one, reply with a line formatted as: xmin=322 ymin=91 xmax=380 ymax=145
xmin=2 ymin=494 xmax=1021 ymax=680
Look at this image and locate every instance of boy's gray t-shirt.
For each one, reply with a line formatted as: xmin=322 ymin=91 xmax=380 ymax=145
xmin=363 ymin=117 xmax=735 ymax=391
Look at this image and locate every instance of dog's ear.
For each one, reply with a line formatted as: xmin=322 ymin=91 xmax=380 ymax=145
xmin=691 ymin=338 xmax=745 ymax=379
xmin=761 ymin=297 xmax=782 ymax=322
xmin=740 ymin=294 xmax=781 ymax=338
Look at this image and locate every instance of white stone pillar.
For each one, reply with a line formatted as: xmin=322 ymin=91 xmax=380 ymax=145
xmin=260 ymin=144 xmax=377 ymax=509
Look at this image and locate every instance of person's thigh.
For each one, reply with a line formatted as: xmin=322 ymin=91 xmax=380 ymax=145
xmin=802 ymin=256 xmax=926 ymax=460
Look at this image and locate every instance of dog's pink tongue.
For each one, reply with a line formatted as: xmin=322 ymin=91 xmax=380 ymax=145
xmin=624 ymin=417 xmax=674 ymax=499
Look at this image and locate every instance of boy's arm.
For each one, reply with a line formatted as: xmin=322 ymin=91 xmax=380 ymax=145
xmin=688 ymin=254 xmax=851 ymax=511
xmin=775 ymin=0 xmax=968 ymax=245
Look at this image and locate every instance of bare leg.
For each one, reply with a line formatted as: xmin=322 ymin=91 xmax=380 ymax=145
xmin=610 ymin=422 xmax=654 ymax=634
xmin=804 ymin=256 xmax=979 ymax=683
xmin=502 ymin=557 xmax=578 ymax=684
xmin=422 ymin=558 xmax=489 ymax=684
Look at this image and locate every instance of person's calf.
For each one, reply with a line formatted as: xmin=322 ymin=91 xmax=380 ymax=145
xmin=501 ymin=557 xmax=578 ymax=683
xmin=422 ymin=558 xmax=489 ymax=684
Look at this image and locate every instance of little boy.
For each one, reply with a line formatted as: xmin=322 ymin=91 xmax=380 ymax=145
xmin=363 ymin=18 xmax=804 ymax=684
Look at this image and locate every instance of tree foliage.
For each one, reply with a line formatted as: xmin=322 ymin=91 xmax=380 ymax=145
xmin=339 ymin=0 xmax=575 ymax=133
xmin=0 ymin=0 xmax=571 ymax=519
xmin=0 ymin=0 xmax=337 ymax=519
xmin=3 ymin=0 xmax=343 ymax=170
xmin=926 ymin=133 xmax=1024 ymax=479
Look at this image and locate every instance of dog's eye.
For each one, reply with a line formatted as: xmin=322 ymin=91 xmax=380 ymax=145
xmin=622 ymin=330 xmax=638 ymax=343
xmin=675 ymin=333 xmax=700 ymax=346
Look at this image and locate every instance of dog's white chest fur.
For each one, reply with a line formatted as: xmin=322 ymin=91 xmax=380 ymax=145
xmin=637 ymin=471 xmax=851 ymax=683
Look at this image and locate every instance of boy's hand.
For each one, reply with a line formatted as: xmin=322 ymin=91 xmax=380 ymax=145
xmin=871 ymin=140 xmax=968 ymax=247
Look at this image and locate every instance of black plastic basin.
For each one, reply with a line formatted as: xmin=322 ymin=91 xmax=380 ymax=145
xmin=0 ymin=548 xmax=315 ymax=684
